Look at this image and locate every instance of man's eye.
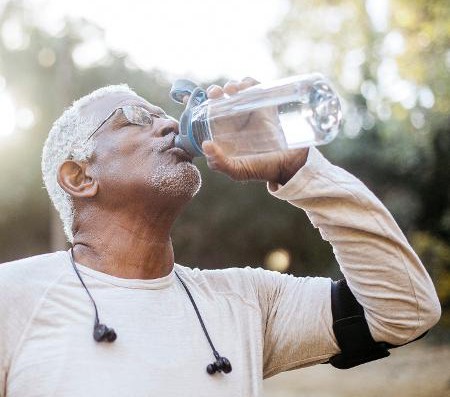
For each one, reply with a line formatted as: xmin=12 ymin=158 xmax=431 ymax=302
xmin=137 ymin=113 xmax=154 ymax=125
xmin=113 ymin=116 xmax=132 ymax=129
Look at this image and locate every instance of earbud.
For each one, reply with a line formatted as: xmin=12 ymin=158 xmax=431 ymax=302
xmin=94 ymin=323 xmax=117 ymax=342
xmin=206 ymin=356 xmax=232 ymax=375
xmin=71 ymin=248 xmax=230 ymax=374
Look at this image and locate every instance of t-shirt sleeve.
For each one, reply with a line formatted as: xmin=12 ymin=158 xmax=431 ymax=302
xmin=267 ymin=147 xmax=440 ymax=347
xmin=247 ymin=268 xmax=339 ymax=378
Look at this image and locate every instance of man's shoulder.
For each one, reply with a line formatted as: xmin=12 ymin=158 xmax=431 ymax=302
xmin=177 ymin=264 xmax=323 ymax=300
xmin=175 ymin=264 xmax=275 ymax=301
xmin=176 ymin=264 xmax=263 ymax=281
xmin=177 ymin=264 xmax=284 ymax=284
xmin=0 ymin=250 xmax=69 ymax=288
xmin=0 ymin=252 xmax=71 ymax=362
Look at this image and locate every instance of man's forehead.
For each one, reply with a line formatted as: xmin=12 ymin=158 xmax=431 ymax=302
xmin=78 ymin=92 xmax=163 ymax=122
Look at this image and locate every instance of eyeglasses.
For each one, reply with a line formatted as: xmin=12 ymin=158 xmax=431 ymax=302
xmin=86 ymin=105 xmax=169 ymax=142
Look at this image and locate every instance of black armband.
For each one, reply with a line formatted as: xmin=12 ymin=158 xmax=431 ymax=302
xmin=328 ymin=279 xmax=428 ymax=369
xmin=328 ymin=279 xmax=391 ymax=369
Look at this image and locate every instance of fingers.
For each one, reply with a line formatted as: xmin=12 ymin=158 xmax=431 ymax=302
xmin=239 ymin=77 xmax=260 ymax=90
xmin=202 ymin=141 xmax=251 ymax=181
xmin=206 ymin=77 xmax=260 ymax=100
xmin=206 ymin=84 xmax=224 ymax=99
xmin=223 ymin=80 xmax=239 ymax=95
xmin=202 ymin=141 xmax=229 ymax=171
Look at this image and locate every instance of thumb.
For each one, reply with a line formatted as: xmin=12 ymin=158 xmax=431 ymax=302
xmin=202 ymin=141 xmax=247 ymax=179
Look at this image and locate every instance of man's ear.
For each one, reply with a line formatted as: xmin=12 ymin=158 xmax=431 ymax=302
xmin=57 ymin=160 xmax=98 ymax=198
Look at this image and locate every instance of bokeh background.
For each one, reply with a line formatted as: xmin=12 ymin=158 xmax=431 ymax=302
xmin=0 ymin=0 xmax=448 ymax=395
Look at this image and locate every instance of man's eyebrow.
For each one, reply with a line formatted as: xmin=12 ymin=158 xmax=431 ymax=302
xmin=150 ymin=107 xmax=167 ymax=116
xmin=147 ymin=109 xmax=171 ymax=120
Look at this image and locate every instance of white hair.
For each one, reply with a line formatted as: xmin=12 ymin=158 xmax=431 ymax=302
xmin=42 ymin=84 xmax=139 ymax=243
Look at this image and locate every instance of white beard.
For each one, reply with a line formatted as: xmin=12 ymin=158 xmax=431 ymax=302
xmin=148 ymin=162 xmax=202 ymax=198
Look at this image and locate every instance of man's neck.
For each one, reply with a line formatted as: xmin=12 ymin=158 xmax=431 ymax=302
xmin=72 ymin=209 xmax=177 ymax=280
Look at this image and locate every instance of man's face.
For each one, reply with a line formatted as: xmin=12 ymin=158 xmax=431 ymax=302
xmin=81 ymin=92 xmax=202 ymax=208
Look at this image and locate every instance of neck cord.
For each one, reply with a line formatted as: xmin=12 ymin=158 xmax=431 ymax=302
xmin=70 ymin=248 xmax=101 ymax=327
xmin=68 ymin=249 xmax=231 ymax=373
xmin=174 ymin=271 xmax=220 ymax=360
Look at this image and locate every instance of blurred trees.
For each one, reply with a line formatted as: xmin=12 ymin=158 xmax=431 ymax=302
xmin=269 ymin=0 xmax=449 ymax=333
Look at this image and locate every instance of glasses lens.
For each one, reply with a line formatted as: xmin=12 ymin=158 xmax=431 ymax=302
xmin=122 ymin=106 xmax=156 ymax=126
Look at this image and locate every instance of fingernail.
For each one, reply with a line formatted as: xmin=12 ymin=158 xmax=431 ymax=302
xmin=207 ymin=85 xmax=220 ymax=93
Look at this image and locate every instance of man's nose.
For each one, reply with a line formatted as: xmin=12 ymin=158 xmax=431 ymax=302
xmin=154 ymin=117 xmax=179 ymax=137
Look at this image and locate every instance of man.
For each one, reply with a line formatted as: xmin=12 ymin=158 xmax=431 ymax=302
xmin=0 ymin=78 xmax=441 ymax=396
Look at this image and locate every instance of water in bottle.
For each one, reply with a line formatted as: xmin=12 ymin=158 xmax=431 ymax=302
xmin=171 ymin=74 xmax=342 ymax=158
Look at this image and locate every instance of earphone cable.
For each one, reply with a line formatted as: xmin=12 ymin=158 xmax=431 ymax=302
xmin=175 ymin=271 xmax=220 ymax=360
xmin=69 ymin=248 xmax=101 ymax=326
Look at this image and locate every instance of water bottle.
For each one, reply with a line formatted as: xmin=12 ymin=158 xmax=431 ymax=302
xmin=170 ymin=73 xmax=342 ymax=158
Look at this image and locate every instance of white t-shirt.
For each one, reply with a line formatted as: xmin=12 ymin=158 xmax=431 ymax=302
xmin=0 ymin=148 xmax=440 ymax=397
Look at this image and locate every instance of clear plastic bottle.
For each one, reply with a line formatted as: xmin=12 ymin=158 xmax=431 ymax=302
xmin=172 ymin=73 xmax=342 ymax=158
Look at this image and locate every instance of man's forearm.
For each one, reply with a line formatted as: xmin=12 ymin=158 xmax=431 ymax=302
xmin=268 ymin=147 xmax=441 ymax=345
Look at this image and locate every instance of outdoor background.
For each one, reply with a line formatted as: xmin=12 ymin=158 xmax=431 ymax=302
xmin=0 ymin=0 xmax=448 ymax=395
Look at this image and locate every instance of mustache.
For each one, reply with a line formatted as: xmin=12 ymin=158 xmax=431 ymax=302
xmin=157 ymin=133 xmax=177 ymax=152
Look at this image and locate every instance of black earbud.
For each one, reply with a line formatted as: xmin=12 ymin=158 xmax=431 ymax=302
xmin=206 ymin=356 xmax=232 ymax=374
xmin=70 ymin=248 xmax=232 ymax=374
xmin=69 ymin=249 xmax=118 ymax=344
xmin=175 ymin=273 xmax=232 ymax=376
xmin=94 ymin=323 xmax=117 ymax=342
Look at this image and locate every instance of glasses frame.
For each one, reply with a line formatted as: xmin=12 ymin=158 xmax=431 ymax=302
xmin=85 ymin=105 xmax=165 ymax=142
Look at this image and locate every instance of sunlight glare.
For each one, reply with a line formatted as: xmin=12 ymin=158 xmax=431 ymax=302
xmin=1 ymin=17 xmax=30 ymax=51
xmin=365 ymin=0 xmax=390 ymax=32
xmin=16 ymin=108 xmax=35 ymax=130
xmin=30 ymin=0 xmax=283 ymax=81
xmin=72 ymin=38 xmax=108 ymax=69
xmin=0 ymin=92 xmax=16 ymax=138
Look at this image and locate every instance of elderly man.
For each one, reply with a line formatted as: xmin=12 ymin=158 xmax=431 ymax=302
xmin=0 ymin=78 xmax=441 ymax=397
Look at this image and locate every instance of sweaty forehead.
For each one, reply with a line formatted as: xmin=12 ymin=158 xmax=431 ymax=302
xmin=78 ymin=92 xmax=164 ymax=122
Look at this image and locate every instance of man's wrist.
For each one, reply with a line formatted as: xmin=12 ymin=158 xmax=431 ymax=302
xmin=275 ymin=148 xmax=309 ymax=185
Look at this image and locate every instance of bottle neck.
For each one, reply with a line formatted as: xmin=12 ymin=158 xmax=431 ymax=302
xmin=190 ymin=104 xmax=211 ymax=154
xmin=176 ymin=102 xmax=210 ymax=157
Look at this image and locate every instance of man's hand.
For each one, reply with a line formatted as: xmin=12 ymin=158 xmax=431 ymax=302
xmin=201 ymin=77 xmax=309 ymax=185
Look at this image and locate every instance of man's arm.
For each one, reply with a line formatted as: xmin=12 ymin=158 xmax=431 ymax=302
xmin=268 ymin=147 xmax=441 ymax=345
xmin=201 ymin=77 xmax=440 ymax=372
